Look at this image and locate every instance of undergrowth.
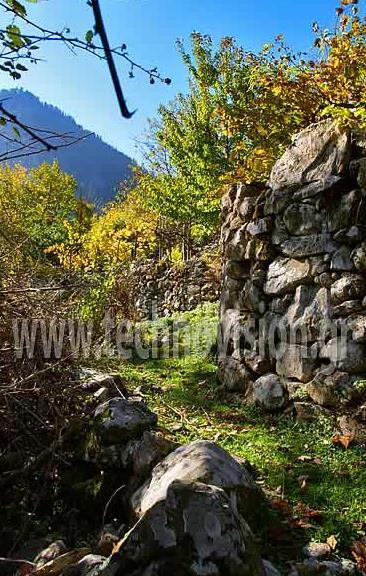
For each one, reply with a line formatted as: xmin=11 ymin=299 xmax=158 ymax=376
xmin=94 ymin=302 xmax=366 ymax=555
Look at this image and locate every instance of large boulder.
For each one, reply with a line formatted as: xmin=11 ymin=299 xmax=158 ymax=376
xmin=276 ymin=345 xmax=316 ymax=383
xmin=284 ymin=285 xmax=331 ymax=341
xmin=101 ymin=481 xmax=264 ymax=576
xmin=264 ymin=258 xmax=311 ymax=295
xmin=131 ymin=440 xmax=260 ymax=518
xmin=217 ymin=357 xmax=253 ymax=393
xmin=320 ymin=339 xmax=366 ymax=373
xmin=269 ymin=120 xmax=351 ymax=191
xmin=94 ymin=398 xmax=158 ymax=445
xmin=252 ymin=374 xmax=287 ymax=410
xmin=91 ymin=430 xmax=176 ymax=475
xmin=281 ymin=233 xmax=338 ymax=258
xmin=330 ymin=275 xmax=366 ymax=305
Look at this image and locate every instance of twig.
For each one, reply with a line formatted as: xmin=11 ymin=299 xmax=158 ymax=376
xmin=102 ymin=484 xmax=125 ymax=528
xmin=0 ymin=103 xmax=56 ymax=151
xmin=90 ymin=0 xmax=133 ymax=119
xmin=160 ymin=399 xmax=199 ymax=431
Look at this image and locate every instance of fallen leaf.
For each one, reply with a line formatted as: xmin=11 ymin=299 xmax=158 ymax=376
xmin=327 ymin=535 xmax=338 ymax=551
xmin=271 ymin=498 xmax=292 ymax=517
xmin=351 ymin=539 xmax=366 ymax=571
xmin=293 ymin=502 xmax=323 ymax=523
xmin=297 ymin=475 xmax=310 ymax=492
xmin=33 ymin=549 xmax=90 ymax=576
xmin=332 ymin=433 xmax=355 ymax=449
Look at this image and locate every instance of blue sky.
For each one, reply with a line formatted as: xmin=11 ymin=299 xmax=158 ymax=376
xmin=1 ymin=0 xmax=340 ymax=161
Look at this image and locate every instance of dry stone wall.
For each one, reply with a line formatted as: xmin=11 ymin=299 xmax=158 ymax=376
xmin=218 ymin=120 xmax=366 ymax=414
xmin=130 ymin=255 xmax=220 ymax=319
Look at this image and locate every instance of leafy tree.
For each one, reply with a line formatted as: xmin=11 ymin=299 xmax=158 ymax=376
xmin=136 ymin=0 xmax=366 ymax=248
xmin=0 ymin=161 xmax=77 ymax=271
xmin=51 ymin=187 xmax=158 ymax=271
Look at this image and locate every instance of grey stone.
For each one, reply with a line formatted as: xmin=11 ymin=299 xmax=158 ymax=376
xmin=264 ymin=258 xmax=311 ymax=295
xmin=269 ymin=120 xmax=350 ymax=191
xmin=334 ymin=225 xmax=366 ymax=244
xmin=131 ymin=440 xmax=259 ymax=518
xmin=108 ymin=481 xmax=264 ymax=576
xmin=306 ymin=371 xmax=355 ymax=407
xmin=116 ymin=430 xmax=177 ymax=476
xmin=217 ymin=357 xmax=253 ymax=393
xmin=292 ymin=176 xmax=343 ymax=200
xmin=218 ymin=310 xmax=257 ymax=359
xmin=225 ymin=260 xmax=250 ymax=280
xmin=238 ymin=196 xmax=257 ymax=220
xmin=244 ymin=238 xmax=273 ymax=261
xmin=350 ymin=156 xmax=366 ymax=188
xmin=326 ymin=189 xmax=361 ymax=232
xmin=94 ymin=398 xmax=158 ymax=445
xmin=252 ymin=374 xmax=287 ymax=410
xmin=240 ymin=281 xmax=266 ymax=314
xmin=269 ymin=295 xmax=292 ymax=314
xmin=352 ymin=241 xmax=366 ymax=272
xmin=265 ymin=188 xmax=293 ymax=216
xmin=330 ymin=246 xmax=352 ymax=270
xmin=330 ymin=274 xmax=366 ymax=304
xmin=283 ymin=203 xmax=323 ymax=235
xmin=226 ymin=226 xmax=247 ymax=260
xmin=344 ymin=314 xmax=366 ymax=342
xmin=276 ymin=345 xmax=316 ymax=383
xmin=303 ymin=542 xmax=331 ymax=559
xmin=281 ymin=233 xmax=338 ymax=257
xmin=78 ymin=370 xmax=127 ymax=396
xmin=320 ymin=339 xmax=366 ymax=373
xmin=262 ymin=560 xmax=281 ymax=576
xmin=333 ymin=300 xmax=363 ymax=317
xmin=284 ymin=285 xmax=331 ymax=341
xmin=224 ymin=278 xmax=245 ymax=292
xmin=246 ymin=218 xmax=271 ymax=236
xmin=319 ymin=272 xmax=333 ymax=287
xmin=243 ymin=351 xmax=274 ymax=375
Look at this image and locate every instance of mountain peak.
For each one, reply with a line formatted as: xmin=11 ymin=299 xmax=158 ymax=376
xmin=0 ymin=89 xmax=133 ymax=204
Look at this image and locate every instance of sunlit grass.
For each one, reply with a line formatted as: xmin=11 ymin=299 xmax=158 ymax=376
xmin=95 ymin=303 xmax=366 ymax=552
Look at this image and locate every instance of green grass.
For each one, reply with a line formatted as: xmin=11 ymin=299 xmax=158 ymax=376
xmin=92 ymin=303 xmax=366 ymax=554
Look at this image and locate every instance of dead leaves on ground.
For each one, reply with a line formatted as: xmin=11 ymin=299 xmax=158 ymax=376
xmin=332 ymin=433 xmax=355 ymax=449
xmin=17 ymin=548 xmax=91 ymax=576
xmin=270 ymin=498 xmax=323 ymax=531
xmin=351 ymin=538 xmax=366 ymax=572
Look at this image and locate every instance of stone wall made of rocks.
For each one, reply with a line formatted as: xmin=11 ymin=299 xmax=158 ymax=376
xmin=130 ymin=255 xmax=220 ymax=319
xmin=32 ymin=370 xmax=360 ymax=576
xmin=218 ymin=120 xmax=366 ymax=414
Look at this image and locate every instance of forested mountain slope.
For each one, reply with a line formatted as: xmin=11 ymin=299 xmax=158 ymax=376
xmin=0 ymin=89 xmax=132 ymax=204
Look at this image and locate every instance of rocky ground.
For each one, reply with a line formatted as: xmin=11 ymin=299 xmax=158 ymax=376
xmin=4 ymin=367 xmax=363 ymax=576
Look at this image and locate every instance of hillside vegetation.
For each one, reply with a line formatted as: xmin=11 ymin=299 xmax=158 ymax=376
xmin=1 ymin=0 xmax=366 ymax=573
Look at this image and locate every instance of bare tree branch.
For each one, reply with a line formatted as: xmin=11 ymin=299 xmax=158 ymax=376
xmin=0 ymin=103 xmax=56 ymax=150
xmin=90 ymin=0 xmax=133 ymax=119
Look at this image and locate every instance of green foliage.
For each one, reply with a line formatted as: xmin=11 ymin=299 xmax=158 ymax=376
xmin=0 ymin=161 xmax=77 ymax=272
xmin=93 ymin=304 xmax=366 ymax=553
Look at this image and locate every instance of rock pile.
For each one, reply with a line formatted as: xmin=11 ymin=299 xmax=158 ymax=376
xmin=15 ymin=372 xmax=361 ymax=576
xmin=218 ymin=120 xmax=366 ymax=414
xmin=130 ymin=255 xmax=220 ymax=319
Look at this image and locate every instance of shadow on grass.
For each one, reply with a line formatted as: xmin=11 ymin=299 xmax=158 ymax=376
xmin=112 ymin=353 xmax=366 ymax=555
